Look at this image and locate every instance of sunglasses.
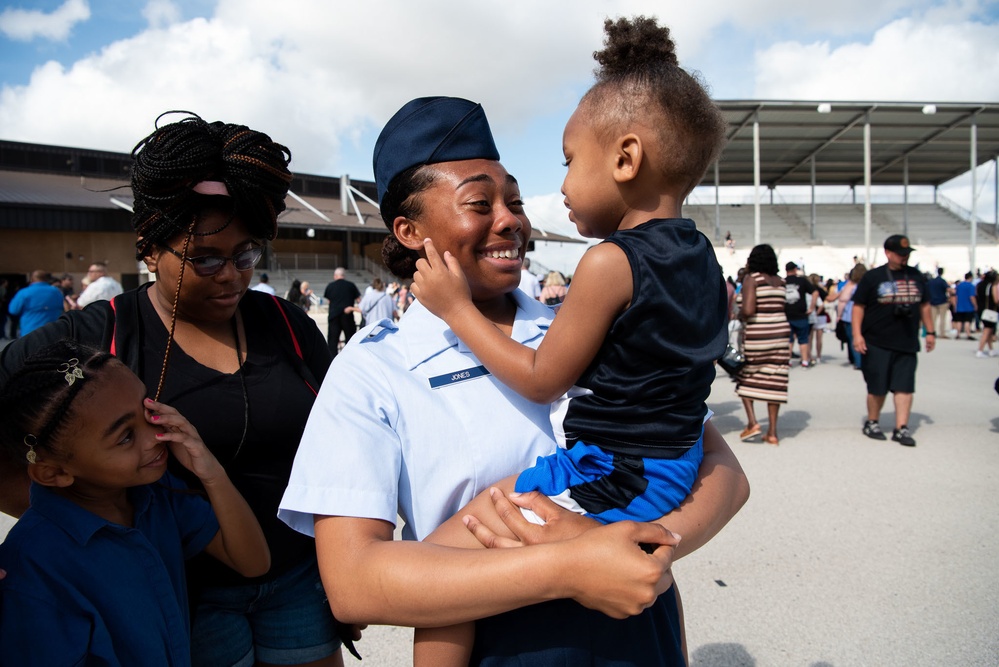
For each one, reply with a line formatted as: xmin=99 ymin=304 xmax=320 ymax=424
xmin=159 ymin=244 xmax=263 ymax=277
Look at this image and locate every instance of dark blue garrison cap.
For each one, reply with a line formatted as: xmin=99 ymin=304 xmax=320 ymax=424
xmin=373 ymin=96 xmax=500 ymax=205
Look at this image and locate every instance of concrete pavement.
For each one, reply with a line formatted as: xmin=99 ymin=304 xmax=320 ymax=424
xmin=2 ymin=328 xmax=997 ymax=666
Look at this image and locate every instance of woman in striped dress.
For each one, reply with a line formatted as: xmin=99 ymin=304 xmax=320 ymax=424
xmin=736 ymin=244 xmax=791 ymax=445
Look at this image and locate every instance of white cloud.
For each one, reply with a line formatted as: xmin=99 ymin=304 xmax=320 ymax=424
xmin=0 ymin=1 xmax=727 ymax=175
xmin=698 ymin=0 xmax=939 ymax=34
xmin=0 ymin=0 xmax=90 ymax=42
xmin=754 ymin=16 xmax=999 ymax=101
xmin=1 ymin=0 xmax=997 ymax=198
xmin=142 ymin=0 xmax=182 ymax=30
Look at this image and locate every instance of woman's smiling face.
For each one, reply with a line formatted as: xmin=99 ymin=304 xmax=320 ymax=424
xmin=408 ymin=159 xmax=532 ymax=303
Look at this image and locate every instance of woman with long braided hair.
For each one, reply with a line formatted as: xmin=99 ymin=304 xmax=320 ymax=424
xmin=0 ymin=113 xmax=347 ymax=667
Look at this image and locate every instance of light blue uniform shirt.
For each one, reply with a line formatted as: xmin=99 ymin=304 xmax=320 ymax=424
xmin=279 ymin=292 xmax=556 ymax=541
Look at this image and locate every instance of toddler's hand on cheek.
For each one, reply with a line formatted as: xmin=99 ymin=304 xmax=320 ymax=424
xmin=411 ymin=238 xmax=473 ymax=322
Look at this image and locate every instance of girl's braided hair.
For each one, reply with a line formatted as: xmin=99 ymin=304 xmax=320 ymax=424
xmin=130 ymin=111 xmax=293 ymax=260
xmin=0 ymin=340 xmax=114 ymax=466
xmin=582 ymin=16 xmax=727 ymax=196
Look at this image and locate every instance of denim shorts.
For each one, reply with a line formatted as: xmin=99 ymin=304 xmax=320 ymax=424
xmin=190 ymin=554 xmax=341 ymax=667
xmin=788 ymin=318 xmax=811 ymax=344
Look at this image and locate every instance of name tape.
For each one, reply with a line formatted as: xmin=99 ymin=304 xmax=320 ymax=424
xmin=429 ymin=365 xmax=491 ymax=389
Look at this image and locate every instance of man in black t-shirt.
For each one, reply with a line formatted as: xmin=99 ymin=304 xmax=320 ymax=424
xmin=784 ymin=262 xmax=816 ymax=367
xmin=323 ymin=267 xmax=360 ymax=358
xmin=852 ymin=235 xmax=935 ymax=447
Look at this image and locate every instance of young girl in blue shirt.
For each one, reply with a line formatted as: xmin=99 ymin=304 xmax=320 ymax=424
xmin=412 ymin=16 xmax=730 ymax=665
xmin=0 ymin=340 xmax=270 ymax=666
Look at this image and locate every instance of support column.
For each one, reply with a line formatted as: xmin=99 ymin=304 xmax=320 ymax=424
xmin=903 ymin=156 xmax=909 ymax=237
xmin=810 ymin=156 xmax=816 ymax=240
xmin=753 ymin=113 xmax=761 ymax=247
xmin=714 ymin=161 xmax=721 ymax=241
xmin=864 ymin=113 xmax=872 ymax=265
xmin=970 ymin=121 xmax=978 ymax=273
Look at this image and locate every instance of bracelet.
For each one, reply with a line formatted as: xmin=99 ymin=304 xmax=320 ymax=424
xmin=926 ymin=332 xmax=936 ymax=336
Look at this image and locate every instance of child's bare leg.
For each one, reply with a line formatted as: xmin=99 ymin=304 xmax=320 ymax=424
xmin=674 ymin=576 xmax=688 ymax=666
xmin=413 ymin=623 xmax=476 ymax=667
xmin=414 ymin=475 xmax=521 ymax=666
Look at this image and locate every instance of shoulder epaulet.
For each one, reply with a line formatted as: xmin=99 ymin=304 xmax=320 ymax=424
xmin=360 ymin=318 xmax=398 ymax=343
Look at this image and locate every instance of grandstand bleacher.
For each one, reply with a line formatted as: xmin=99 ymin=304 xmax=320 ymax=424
xmin=684 ymin=202 xmax=999 ymax=281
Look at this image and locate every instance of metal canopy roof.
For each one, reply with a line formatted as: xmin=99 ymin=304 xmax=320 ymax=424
xmin=714 ymin=101 xmax=999 ymax=189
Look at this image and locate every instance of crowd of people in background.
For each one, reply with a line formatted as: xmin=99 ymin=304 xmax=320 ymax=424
xmin=719 ymin=235 xmax=996 ymax=447
xmin=9 ymin=251 xmax=988 ymax=361
xmin=0 ymin=264 xmax=123 ymax=340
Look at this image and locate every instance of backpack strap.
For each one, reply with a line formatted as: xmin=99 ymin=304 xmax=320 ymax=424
xmin=102 ymin=289 xmax=145 ymax=378
xmin=269 ymin=294 xmax=304 ymax=360
xmin=109 ymin=296 xmax=118 ymax=357
xmin=265 ymin=294 xmax=319 ymax=396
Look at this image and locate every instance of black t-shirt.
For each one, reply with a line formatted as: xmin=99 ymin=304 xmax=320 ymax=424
xmin=976 ymin=279 xmax=989 ymax=313
xmin=137 ymin=293 xmax=327 ymax=586
xmin=324 ymin=279 xmax=360 ymax=317
xmin=562 ymin=218 xmax=728 ymax=458
xmin=853 ymin=263 xmax=928 ymax=353
xmin=814 ymin=286 xmax=829 ymax=314
xmin=784 ymin=274 xmax=816 ymax=320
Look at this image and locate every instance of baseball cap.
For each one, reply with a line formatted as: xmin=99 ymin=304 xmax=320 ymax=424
xmin=785 ymin=261 xmax=798 ymax=271
xmin=884 ymin=235 xmax=914 ymax=255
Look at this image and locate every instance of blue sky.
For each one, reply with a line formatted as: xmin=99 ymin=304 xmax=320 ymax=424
xmin=2 ymin=0 xmax=998 ymax=272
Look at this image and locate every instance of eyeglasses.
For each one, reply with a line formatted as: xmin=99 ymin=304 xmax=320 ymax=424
xmin=159 ymin=244 xmax=263 ymax=277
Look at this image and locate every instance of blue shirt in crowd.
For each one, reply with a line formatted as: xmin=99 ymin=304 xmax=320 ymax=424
xmin=955 ymin=280 xmax=977 ymax=313
xmin=7 ymin=281 xmax=65 ymax=334
xmin=926 ymin=276 xmax=950 ymax=306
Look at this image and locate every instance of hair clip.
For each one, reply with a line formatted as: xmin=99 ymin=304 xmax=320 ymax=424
xmin=24 ymin=434 xmax=38 ymax=464
xmin=58 ymin=358 xmax=84 ymax=386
